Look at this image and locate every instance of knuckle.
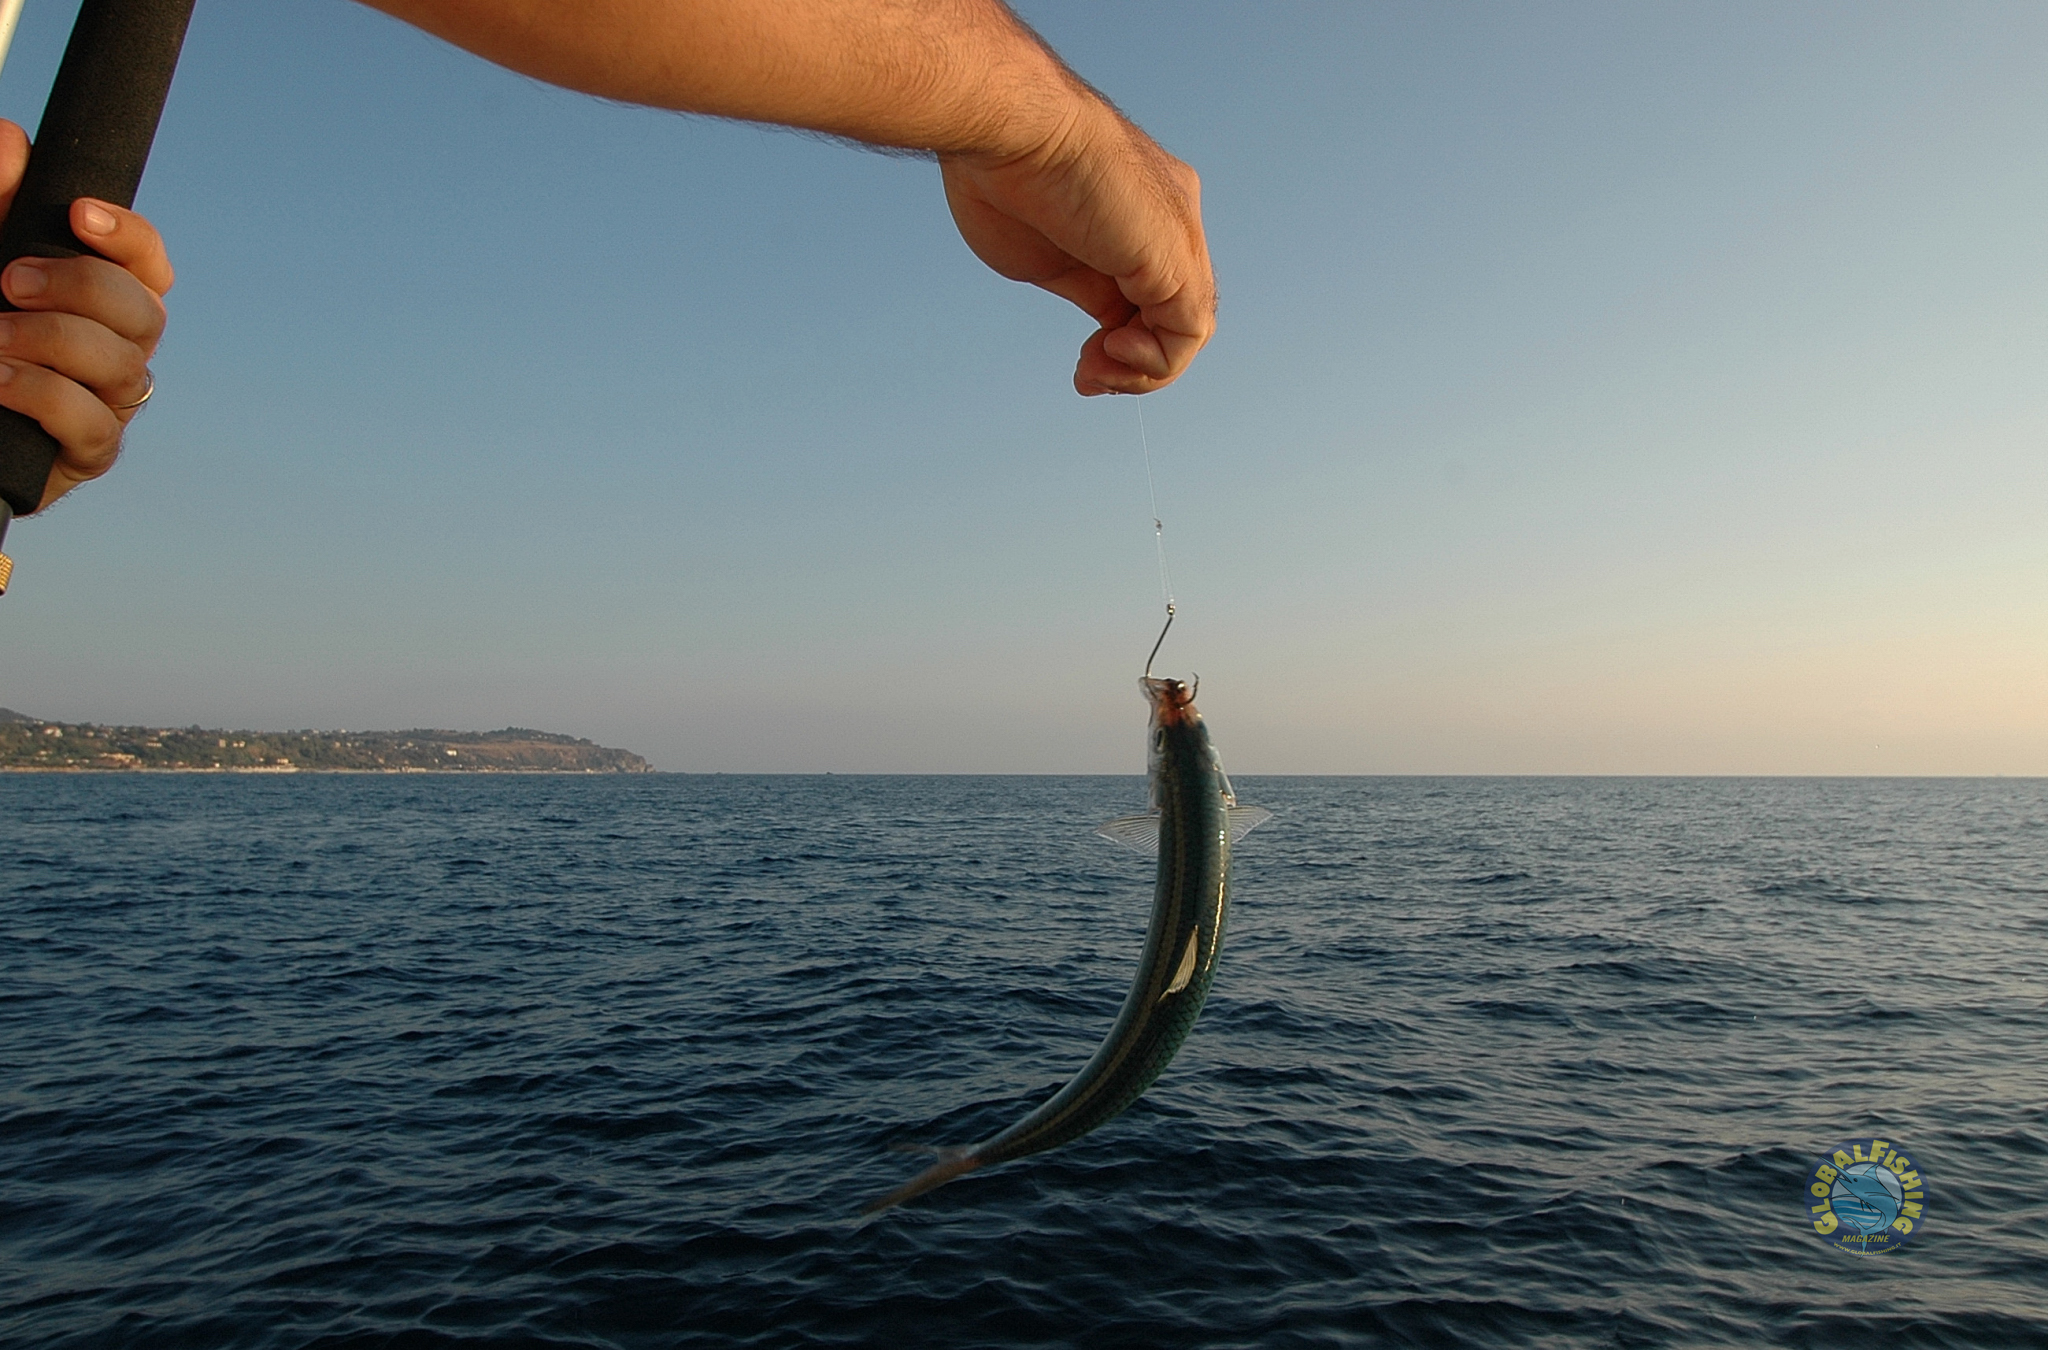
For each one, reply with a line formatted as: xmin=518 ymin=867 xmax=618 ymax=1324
xmin=0 ymin=310 xmax=53 ymax=349
xmin=74 ymin=410 xmax=121 ymax=461
xmin=49 ymin=309 xmax=91 ymax=342
xmin=62 ymin=255 xmax=123 ymax=306
xmin=26 ymin=311 xmax=93 ymax=361
xmin=67 ymin=441 xmax=121 ymax=481
xmin=78 ymin=254 xmax=123 ymax=293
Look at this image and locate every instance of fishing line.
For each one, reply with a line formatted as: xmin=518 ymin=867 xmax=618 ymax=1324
xmin=1136 ymin=398 xmax=1175 ymax=610
xmin=1135 ymin=397 xmax=1177 ymax=677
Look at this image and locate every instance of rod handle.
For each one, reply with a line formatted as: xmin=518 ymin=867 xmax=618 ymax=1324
xmin=0 ymin=0 xmax=195 ymax=519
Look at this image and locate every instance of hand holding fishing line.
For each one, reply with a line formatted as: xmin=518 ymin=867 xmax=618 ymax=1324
xmin=939 ymin=102 xmax=1214 ymax=396
xmin=368 ymin=0 xmax=1216 ymax=395
xmin=0 ymin=0 xmax=1214 ymax=590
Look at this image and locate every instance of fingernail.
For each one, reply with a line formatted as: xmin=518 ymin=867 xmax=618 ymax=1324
xmin=7 ymin=262 xmax=47 ymax=298
xmin=0 ymin=318 xmax=14 ymax=348
xmin=77 ymin=202 xmax=117 ymax=236
xmin=0 ymin=361 xmax=16 ymax=385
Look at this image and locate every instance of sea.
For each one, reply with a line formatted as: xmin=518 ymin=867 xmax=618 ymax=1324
xmin=2 ymin=774 xmax=2043 ymax=1348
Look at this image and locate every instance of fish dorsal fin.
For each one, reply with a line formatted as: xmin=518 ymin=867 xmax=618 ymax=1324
xmin=1095 ymin=811 xmax=1160 ymax=852
xmin=1160 ymin=926 xmax=1200 ymax=1001
xmin=1226 ymin=805 xmax=1273 ymax=844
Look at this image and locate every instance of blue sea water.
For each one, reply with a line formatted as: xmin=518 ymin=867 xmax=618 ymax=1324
xmin=2 ymin=773 xmax=2044 ymax=1349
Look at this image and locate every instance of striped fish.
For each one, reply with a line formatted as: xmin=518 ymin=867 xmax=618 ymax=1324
xmin=864 ymin=675 xmax=1270 ymax=1215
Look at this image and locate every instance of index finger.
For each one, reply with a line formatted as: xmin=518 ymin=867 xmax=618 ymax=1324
xmin=69 ymin=198 xmax=173 ymax=296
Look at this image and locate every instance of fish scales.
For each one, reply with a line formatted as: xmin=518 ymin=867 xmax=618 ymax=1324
xmin=864 ymin=675 xmax=1269 ymax=1215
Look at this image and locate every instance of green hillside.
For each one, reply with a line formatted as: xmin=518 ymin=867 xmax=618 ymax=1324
xmin=0 ymin=710 xmax=652 ymax=772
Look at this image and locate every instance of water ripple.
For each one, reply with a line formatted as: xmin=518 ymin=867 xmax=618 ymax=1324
xmin=2 ymin=774 xmax=2044 ymax=1347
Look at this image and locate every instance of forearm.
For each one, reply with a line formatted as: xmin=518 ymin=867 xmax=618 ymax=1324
xmin=360 ymin=0 xmax=1099 ymax=159
xmin=361 ymin=0 xmax=1215 ymax=394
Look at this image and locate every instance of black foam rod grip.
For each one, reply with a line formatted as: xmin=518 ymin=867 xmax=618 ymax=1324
xmin=0 ymin=0 xmax=196 ymax=518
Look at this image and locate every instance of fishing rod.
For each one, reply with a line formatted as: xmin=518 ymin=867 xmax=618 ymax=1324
xmin=0 ymin=0 xmax=195 ymax=595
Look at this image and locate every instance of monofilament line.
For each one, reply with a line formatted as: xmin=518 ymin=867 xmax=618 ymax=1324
xmin=1136 ymin=398 xmax=1175 ymax=610
xmin=1135 ymin=397 xmax=1177 ymax=678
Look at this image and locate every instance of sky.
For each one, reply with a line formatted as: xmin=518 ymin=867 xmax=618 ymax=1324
xmin=0 ymin=0 xmax=2042 ymax=774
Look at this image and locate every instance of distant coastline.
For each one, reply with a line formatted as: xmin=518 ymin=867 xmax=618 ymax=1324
xmin=0 ymin=710 xmax=652 ymax=774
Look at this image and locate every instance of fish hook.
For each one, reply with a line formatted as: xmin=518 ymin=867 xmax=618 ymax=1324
xmin=1144 ymin=602 xmax=1176 ymax=678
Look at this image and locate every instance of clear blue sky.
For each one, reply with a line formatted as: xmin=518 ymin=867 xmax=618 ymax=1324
xmin=1 ymin=1 xmax=2043 ymax=773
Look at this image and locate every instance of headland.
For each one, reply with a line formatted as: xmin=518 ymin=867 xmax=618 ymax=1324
xmin=0 ymin=709 xmax=652 ymax=773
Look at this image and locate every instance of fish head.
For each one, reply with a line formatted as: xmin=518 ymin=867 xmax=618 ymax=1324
xmin=1141 ymin=678 xmax=1206 ymax=784
xmin=1140 ymin=675 xmax=1234 ymax=806
xmin=1140 ymin=676 xmax=1201 ymax=729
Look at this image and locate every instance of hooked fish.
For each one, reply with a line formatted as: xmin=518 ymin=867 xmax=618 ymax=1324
xmin=863 ymin=674 xmax=1270 ymax=1215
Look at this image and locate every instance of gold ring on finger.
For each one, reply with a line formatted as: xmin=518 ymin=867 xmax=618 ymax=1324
xmin=109 ymin=368 xmax=154 ymax=412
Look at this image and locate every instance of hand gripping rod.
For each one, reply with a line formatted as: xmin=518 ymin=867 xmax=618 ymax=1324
xmin=0 ymin=0 xmax=196 ymax=595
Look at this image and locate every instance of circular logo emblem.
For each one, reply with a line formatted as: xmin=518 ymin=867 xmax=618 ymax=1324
xmin=1804 ymin=1137 xmax=1925 ymax=1254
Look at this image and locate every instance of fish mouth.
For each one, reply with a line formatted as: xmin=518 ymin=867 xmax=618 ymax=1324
xmin=1140 ymin=676 xmax=1199 ymax=726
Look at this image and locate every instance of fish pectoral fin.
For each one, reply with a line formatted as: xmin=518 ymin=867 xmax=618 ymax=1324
xmin=1095 ymin=811 xmax=1161 ymax=852
xmin=1159 ymin=926 xmax=1200 ymax=1001
xmin=1225 ymin=805 xmax=1273 ymax=844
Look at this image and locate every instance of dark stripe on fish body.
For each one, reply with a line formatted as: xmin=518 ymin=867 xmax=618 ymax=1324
xmin=974 ymin=709 xmax=1230 ymax=1164
xmin=862 ymin=677 xmax=1259 ymax=1215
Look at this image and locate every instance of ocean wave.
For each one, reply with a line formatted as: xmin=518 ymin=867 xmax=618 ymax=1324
xmin=4 ymin=775 xmax=2045 ymax=1347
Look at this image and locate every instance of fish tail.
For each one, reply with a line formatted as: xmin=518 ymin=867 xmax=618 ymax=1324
xmin=860 ymin=1148 xmax=981 ymax=1218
